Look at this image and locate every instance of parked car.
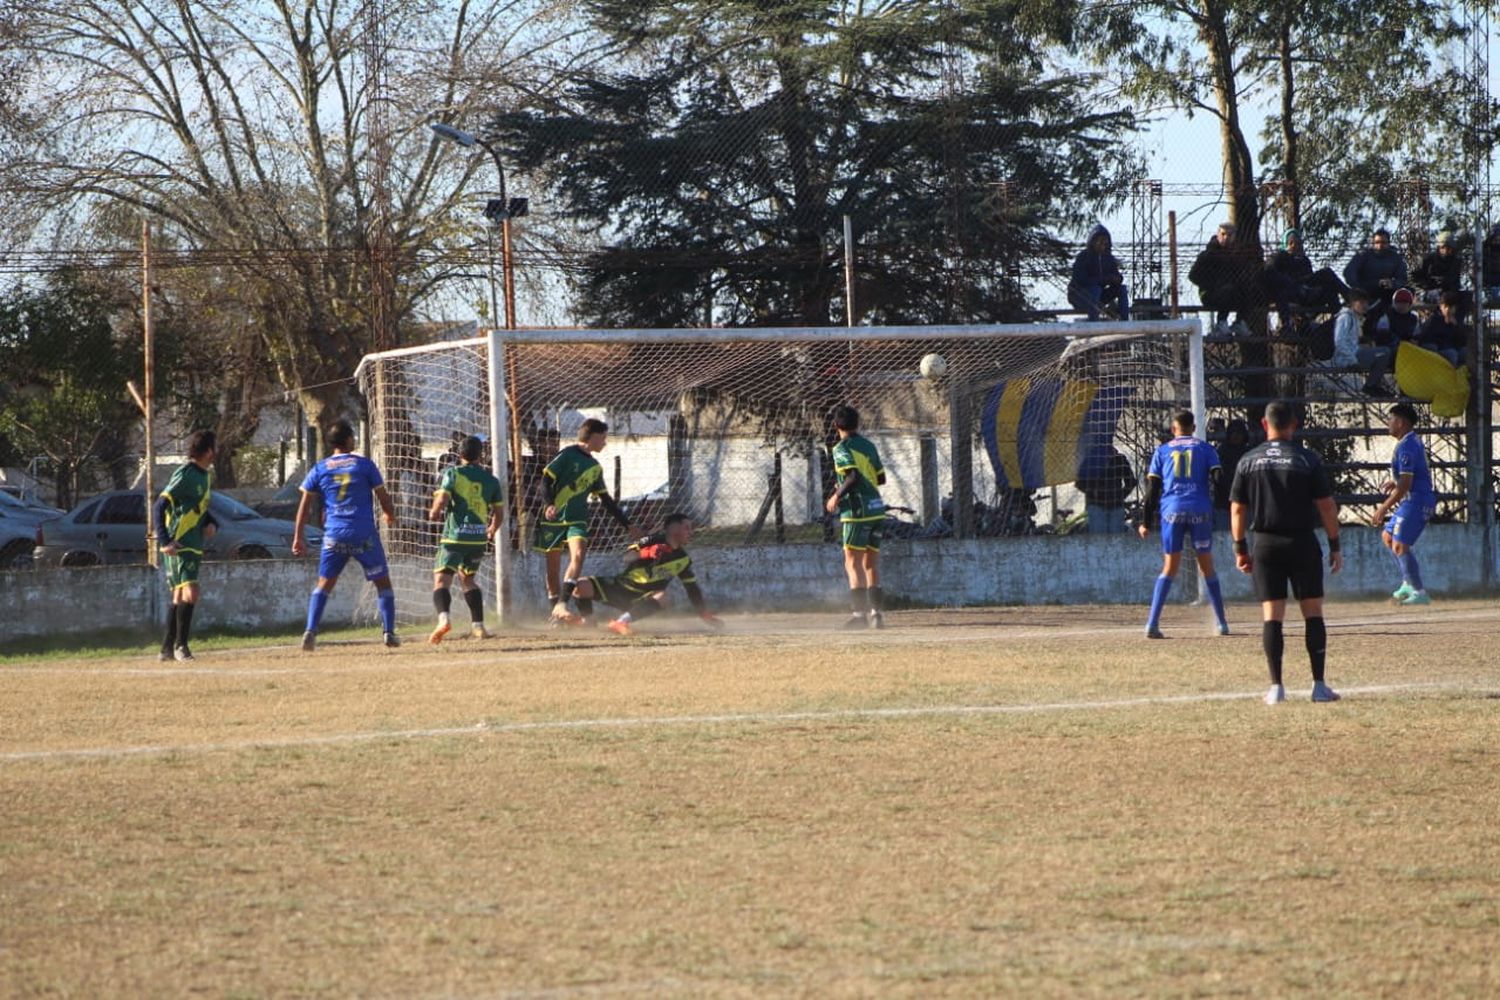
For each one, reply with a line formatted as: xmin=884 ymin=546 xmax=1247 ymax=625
xmin=0 ymin=490 xmax=65 ymax=570
xmin=32 ymin=489 xmax=321 ymax=568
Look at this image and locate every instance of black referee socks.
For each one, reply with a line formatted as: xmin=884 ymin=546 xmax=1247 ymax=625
xmin=1262 ymin=620 xmax=1284 ymax=686
xmin=1305 ymin=617 xmax=1327 ymax=682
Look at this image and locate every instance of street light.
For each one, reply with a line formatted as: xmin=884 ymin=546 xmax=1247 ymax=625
xmin=428 ymin=120 xmax=528 ymax=329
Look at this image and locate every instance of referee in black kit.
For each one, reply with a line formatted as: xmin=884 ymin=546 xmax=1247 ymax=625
xmin=1228 ymin=400 xmax=1343 ymax=706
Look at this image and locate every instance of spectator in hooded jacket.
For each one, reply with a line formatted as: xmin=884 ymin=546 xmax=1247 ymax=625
xmin=1189 ymin=222 xmax=1265 ymax=336
xmin=1068 ymin=224 xmax=1131 ymax=321
xmin=1371 ymin=288 xmax=1420 ymax=347
xmin=1412 ymin=231 xmax=1469 ymax=321
xmin=1415 ymin=289 xmax=1468 ymax=367
xmin=1325 ymin=289 xmax=1393 ymax=396
xmin=1343 ymin=228 xmax=1409 ymax=311
xmin=1264 ymin=228 xmax=1347 ymax=330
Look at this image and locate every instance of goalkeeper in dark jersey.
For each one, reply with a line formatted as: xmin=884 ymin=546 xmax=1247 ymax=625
xmin=533 ymin=418 xmax=635 ymax=626
xmin=825 ymin=405 xmax=887 ymax=629
xmin=567 ymin=513 xmax=723 ymax=636
xmin=427 ymin=435 xmax=504 ymax=644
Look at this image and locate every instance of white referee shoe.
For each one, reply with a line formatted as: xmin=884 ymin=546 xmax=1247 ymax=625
xmin=1264 ymin=684 xmax=1286 ymax=705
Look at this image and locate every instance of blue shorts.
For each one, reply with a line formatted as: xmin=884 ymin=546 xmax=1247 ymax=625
xmin=318 ymin=534 xmax=390 ymax=581
xmin=1161 ymin=514 xmax=1213 ymax=555
xmin=1385 ymin=502 xmax=1433 ymax=547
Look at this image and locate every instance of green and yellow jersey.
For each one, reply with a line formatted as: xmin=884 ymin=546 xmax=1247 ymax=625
xmin=160 ymin=463 xmax=213 ymax=554
xmin=436 ymin=463 xmax=503 ymax=546
xmin=618 ymin=536 xmax=698 ymax=594
xmin=541 ymin=444 xmax=604 ymax=523
xmin=831 ymin=433 xmax=886 ymax=522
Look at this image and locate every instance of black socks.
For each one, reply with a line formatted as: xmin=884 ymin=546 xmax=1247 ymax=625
xmin=1305 ymin=616 xmax=1327 ymax=682
xmin=433 ymin=588 xmax=452 ymax=614
xmin=175 ymin=601 xmax=195 ymax=648
xmin=463 ymin=589 xmax=485 ymax=624
xmin=850 ymin=587 xmax=869 ymax=615
xmin=869 ymin=586 xmax=884 ymax=612
xmin=161 ymin=604 xmax=179 ymax=654
xmin=1262 ymin=620 xmax=1284 ymax=686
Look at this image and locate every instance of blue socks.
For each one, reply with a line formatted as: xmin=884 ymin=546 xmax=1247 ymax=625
xmin=377 ymin=589 xmax=396 ymax=634
xmin=1398 ymin=551 xmax=1424 ymax=591
xmin=1147 ymin=575 xmax=1172 ymax=631
xmin=306 ymin=588 xmax=330 ymax=633
xmin=1204 ymin=575 xmax=1227 ymax=628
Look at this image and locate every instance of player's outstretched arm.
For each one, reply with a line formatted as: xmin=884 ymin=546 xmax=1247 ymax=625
xmin=1370 ymin=473 xmax=1412 ymax=527
xmin=291 ymin=490 xmax=315 ymax=556
xmin=597 ymin=491 xmax=634 ymax=534
xmin=1230 ymin=501 xmax=1252 ymax=574
xmin=374 ymin=484 xmax=398 ymax=528
xmin=683 ymin=581 xmax=722 ymax=630
xmin=1316 ymin=497 xmax=1343 ymax=573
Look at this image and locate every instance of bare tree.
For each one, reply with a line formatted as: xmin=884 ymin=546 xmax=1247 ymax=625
xmin=3 ymin=0 xmax=593 ymax=436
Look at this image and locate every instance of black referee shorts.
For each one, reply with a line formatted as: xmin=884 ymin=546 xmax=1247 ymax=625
xmin=1251 ymin=532 xmax=1324 ymax=602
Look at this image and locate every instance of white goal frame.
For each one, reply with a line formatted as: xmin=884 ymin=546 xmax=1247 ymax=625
xmin=357 ymin=319 xmax=1204 ymax=627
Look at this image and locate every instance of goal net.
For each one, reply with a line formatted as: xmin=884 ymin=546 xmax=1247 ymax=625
xmin=353 ymin=321 xmax=1201 ymax=627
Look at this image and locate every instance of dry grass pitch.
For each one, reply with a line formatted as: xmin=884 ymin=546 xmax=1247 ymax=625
xmin=3 ymin=600 xmax=1499 ymax=997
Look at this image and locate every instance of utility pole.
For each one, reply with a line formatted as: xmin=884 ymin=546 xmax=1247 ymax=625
xmin=142 ymin=220 xmax=156 ymax=567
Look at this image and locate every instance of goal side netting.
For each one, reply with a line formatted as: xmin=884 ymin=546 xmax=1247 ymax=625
xmin=353 ymin=321 xmax=1201 ymax=627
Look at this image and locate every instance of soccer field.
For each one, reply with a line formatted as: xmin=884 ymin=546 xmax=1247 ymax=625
xmin=3 ymin=601 xmax=1498 ymax=997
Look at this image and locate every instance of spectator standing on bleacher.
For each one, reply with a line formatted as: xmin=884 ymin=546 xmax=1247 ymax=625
xmin=1068 ymin=224 xmax=1131 ymax=321
xmin=1415 ymin=289 xmax=1468 ymax=367
xmin=1343 ymin=228 xmax=1409 ymax=314
xmin=1328 ymin=289 xmax=1394 ymax=396
xmin=1265 ymin=229 xmax=1347 ymax=331
xmin=1076 ymin=446 xmax=1137 ymax=534
xmin=1212 ymin=419 xmax=1252 ymax=531
xmin=1190 ymin=222 xmax=1264 ymax=337
xmin=1372 ymin=288 xmax=1420 ymax=346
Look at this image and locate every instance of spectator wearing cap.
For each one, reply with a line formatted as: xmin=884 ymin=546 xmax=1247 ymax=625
xmin=1327 ymin=289 xmax=1394 ymax=396
xmin=1412 ymin=231 xmax=1470 ymax=321
xmin=1190 ymin=221 xmax=1266 ymax=336
xmin=1372 ymin=288 xmax=1420 ymax=347
xmin=1265 ymin=229 xmax=1347 ymax=331
xmin=1415 ymin=289 xmax=1468 ymax=367
xmin=1344 ymin=228 xmax=1409 ymax=313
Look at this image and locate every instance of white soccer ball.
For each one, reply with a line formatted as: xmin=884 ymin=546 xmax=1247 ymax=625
xmin=919 ymin=352 xmax=948 ymax=380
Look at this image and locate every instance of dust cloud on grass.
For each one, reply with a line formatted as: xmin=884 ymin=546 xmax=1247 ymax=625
xmin=2 ymin=601 xmax=1498 ymax=996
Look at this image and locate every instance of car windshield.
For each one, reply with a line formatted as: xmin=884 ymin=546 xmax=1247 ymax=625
xmin=210 ymin=492 xmax=262 ymax=521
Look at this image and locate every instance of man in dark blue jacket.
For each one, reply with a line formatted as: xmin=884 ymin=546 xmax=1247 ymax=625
xmin=1343 ymin=228 xmax=1409 ymax=312
xmin=1068 ymin=224 xmax=1131 ymax=321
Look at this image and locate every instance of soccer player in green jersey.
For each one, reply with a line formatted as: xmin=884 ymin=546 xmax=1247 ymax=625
xmin=565 ymin=513 xmax=722 ymax=636
xmin=534 ymin=417 xmax=635 ymax=625
xmin=825 ymin=405 xmax=887 ymax=629
xmin=427 ymin=435 xmax=504 ymax=644
xmin=152 ymin=430 xmax=219 ymax=661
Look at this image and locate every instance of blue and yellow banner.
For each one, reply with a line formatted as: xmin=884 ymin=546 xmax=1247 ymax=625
xmin=981 ymin=379 xmax=1134 ymax=490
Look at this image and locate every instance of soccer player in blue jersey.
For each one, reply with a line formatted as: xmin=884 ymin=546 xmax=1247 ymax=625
xmin=1371 ymin=402 xmax=1436 ymax=605
xmin=1138 ymin=410 xmax=1230 ymax=637
xmin=291 ymin=420 xmax=400 ymax=650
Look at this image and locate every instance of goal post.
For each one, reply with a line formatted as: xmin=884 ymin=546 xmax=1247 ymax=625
xmin=354 ymin=320 xmax=1203 ymax=628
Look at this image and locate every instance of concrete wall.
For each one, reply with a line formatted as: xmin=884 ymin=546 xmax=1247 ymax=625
xmin=0 ymin=560 xmax=360 ymax=646
xmin=3 ymin=524 xmax=1493 ymax=646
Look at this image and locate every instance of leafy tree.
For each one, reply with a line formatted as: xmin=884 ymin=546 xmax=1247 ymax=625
xmin=1249 ymin=0 xmax=1470 ymax=245
xmin=492 ymin=0 xmax=1140 ymax=329
xmin=0 ymin=274 xmax=139 ymax=508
